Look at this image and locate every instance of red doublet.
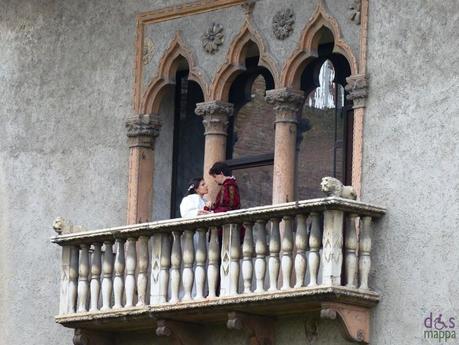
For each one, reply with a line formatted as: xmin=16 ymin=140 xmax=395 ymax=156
xmin=212 ymin=177 xmax=240 ymax=213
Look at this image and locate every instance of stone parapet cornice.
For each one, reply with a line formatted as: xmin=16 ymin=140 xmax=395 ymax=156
xmin=126 ymin=114 xmax=161 ymax=148
xmin=345 ymin=74 xmax=368 ymax=109
xmin=265 ymin=88 xmax=305 ymax=124
xmin=195 ymin=101 xmax=233 ymax=136
xmin=51 ymin=197 xmax=386 ymax=246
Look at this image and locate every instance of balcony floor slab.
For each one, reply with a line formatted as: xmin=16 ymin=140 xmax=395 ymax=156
xmin=55 ymin=286 xmax=379 ymax=331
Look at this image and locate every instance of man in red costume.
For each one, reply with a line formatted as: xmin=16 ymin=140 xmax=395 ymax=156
xmin=208 ymin=161 xmax=240 ymax=213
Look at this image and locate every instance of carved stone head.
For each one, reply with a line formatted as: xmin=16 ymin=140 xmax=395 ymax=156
xmin=52 ymin=217 xmax=65 ymax=234
xmin=320 ymin=177 xmax=344 ymax=197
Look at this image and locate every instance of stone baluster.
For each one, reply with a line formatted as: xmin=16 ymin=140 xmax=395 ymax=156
xmin=322 ymin=210 xmax=344 ymax=286
xmin=265 ymin=88 xmax=305 ymax=204
xmin=254 ymin=220 xmax=267 ymax=293
xmin=68 ymin=245 xmax=79 ymax=313
xmin=207 ymin=226 xmax=219 ymax=298
xmin=308 ymin=213 xmax=321 ymax=287
xmin=182 ymin=230 xmax=195 ymax=301
xmin=159 ymin=234 xmax=171 ymax=303
xmin=150 ymin=234 xmax=161 ymax=305
xmin=220 ymin=223 xmax=232 ymax=297
xmin=268 ymin=218 xmax=280 ymax=292
xmin=101 ymin=241 xmax=114 ymax=311
xmin=89 ymin=243 xmax=102 ymax=312
xmin=344 ymin=214 xmax=359 ymax=288
xmin=294 ymin=214 xmax=308 ymax=288
xmin=195 ymin=228 xmax=207 ymax=300
xmin=125 ymin=237 xmax=137 ymax=307
xmin=359 ymin=216 xmax=373 ymax=290
xmin=77 ymin=244 xmax=90 ymax=312
xmin=281 ymin=216 xmax=294 ymax=290
xmin=170 ymin=231 xmax=182 ymax=303
xmin=136 ymin=236 xmax=149 ymax=306
xmin=113 ymin=239 xmax=125 ymax=309
xmin=242 ymin=222 xmax=254 ymax=294
xmin=229 ymin=224 xmax=241 ymax=296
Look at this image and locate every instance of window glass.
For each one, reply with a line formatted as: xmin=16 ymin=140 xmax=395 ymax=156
xmin=229 ymin=74 xmax=274 ymax=207
xmin=297 ymin=60 xmax=347 ymax=199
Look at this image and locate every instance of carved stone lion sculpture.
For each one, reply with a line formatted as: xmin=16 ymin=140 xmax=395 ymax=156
xmin=53 ymin=217 xmax=86 ymax=234
xmin=320 ymin=177 xmax=357 ymax=200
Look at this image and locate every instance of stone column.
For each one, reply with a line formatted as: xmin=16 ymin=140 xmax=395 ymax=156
xmin=126 ymin=114 xmax=161 ymax=224
xmin=265 ymin=88 xmax=305 ymax=204
xmin=195 ymin=101 xmax=233 ymax=200
xmin=345 ymin=74 xmax=368 ymax=198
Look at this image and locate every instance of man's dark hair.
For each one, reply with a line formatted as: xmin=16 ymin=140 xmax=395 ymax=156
xmin=209 ymin=161 xmax=231 ymax=177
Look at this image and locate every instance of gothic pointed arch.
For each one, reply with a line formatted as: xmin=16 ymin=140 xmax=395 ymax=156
xmin=280 ymin=1 xmax=358 ymax=89
xmin=141 ymin=32 xmax=208 ymax=114
xmin=210 ymin=19 xmax=279 ymax=101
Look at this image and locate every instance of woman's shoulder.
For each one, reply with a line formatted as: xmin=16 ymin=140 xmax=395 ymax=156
xmin=181 ymin=194 xmax=200 ymax=203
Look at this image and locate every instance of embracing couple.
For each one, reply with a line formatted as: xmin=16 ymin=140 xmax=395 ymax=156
xmin=179 ymin=161 xmax=240 ymax=218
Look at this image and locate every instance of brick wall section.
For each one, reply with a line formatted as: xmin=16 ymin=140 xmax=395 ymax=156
xmin=230 ymin=76 xmax=346 ymax=207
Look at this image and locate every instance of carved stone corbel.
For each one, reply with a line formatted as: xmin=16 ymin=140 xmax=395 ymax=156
xmin=156 ymin=320 xmax=201 ymax=345
xmin=345 ymin=74 xmax=368 ymax=109
xmin=73 ymin=329 xmax=113 ymax=345
xmin=320 ymin=303 xmax=370 ymax=343
xmin=227 ymin=312 xmax=275 ymax=345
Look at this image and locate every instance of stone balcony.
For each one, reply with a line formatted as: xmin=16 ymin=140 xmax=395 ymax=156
xmin=51 ymin=197 xmax=385 ymax=344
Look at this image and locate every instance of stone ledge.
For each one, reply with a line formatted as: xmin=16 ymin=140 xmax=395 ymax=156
xmin=55 ymin=286 xmax=379 ymax=331
xmin=51 ymin=197 xmax=386 ymax=246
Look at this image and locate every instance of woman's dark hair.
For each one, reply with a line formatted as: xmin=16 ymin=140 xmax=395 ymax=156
xmin=209 ymin=161 xmax=231 ymax=177
xmin=186 ymin=177 xmax=203 ymax=195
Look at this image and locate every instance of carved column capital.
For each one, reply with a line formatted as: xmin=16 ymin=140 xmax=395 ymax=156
xmin=195 ymin=101 xmax=233 ymax=136
xmin=345 ymin=74 xmax=368 ymax=109
xmin=126 ymin=114 xmax=161 ymax=148
xmin=265 ymin=88 xmax=305 ymax=123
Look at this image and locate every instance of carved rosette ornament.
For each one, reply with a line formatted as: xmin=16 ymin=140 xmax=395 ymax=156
xmin=345 ymin=74 xmax=368 ymax=109
xmin=201 ymin=23 xmax=224 ymax=54
xmin=125 ymin=114 xmax=161 ymax=148
xmin=195 ymin=101 xmax=233 ymax=136
xmin=265 ymin=88 xmax=305 ymax=123
xmin=348 ymin=0 xmax=362 ymax=25
xmin=272 ymin=8 xmax=295 ymax=40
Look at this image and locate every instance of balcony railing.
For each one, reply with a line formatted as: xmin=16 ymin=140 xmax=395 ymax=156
xmin=51 ymin=197 xmax=385 ymax=343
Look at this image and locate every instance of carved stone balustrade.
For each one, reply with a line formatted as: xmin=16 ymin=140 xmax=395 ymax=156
xmin=52 ymin=197 xmax=385 ymax=343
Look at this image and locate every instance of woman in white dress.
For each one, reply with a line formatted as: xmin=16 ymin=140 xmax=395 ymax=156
xmin=180 ymin=177 xmax=211 ymax=217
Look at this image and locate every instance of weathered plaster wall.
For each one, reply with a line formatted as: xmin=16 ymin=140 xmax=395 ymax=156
xmin=0 ymin=1 xmax=163 ymax=345
xmin=364 ymin=0 xmax=459 ymax=343
xmin=1 ymin=0 xmax=457 ymax=345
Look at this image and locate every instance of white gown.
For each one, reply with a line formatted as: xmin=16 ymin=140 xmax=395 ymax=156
xmin=179 ymin=194 xmax=207 ymax=218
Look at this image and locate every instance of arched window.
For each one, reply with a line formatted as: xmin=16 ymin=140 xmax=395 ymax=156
xmin=297 ymin=28 xmax=353 ymax=199
xmin=169 ymin=59 xmax=205 ymax=218
xmin=225 ymin=42 xmax=276 ymax=208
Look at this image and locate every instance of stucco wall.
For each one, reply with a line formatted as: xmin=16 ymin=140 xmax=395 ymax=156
xmin=0 ymin=1 xmax=154 ymax=344
xmin=364 ymin=0 xmax=459 ymax=343
xmin=0 ymin=1 xmax=457 ymax=345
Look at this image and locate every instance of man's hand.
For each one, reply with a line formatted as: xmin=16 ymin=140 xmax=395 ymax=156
xmin=198 ymin=210 xmax=211 ymax=215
